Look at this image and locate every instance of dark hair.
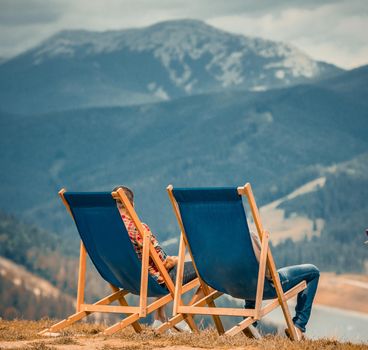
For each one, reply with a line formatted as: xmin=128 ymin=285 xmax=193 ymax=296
xmin=113 ymin=185 xmax=134 ymax=205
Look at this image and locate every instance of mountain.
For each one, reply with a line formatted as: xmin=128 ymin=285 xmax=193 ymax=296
xmin=279 ymin=152 xmax=368 ymax=224
xmin=0 ymin=65 xmax=366 ymax=241
xmin=0 ymin=19 xmax=342 ymax=114
xmin=317 ymin=64 xmax=368 ymax=100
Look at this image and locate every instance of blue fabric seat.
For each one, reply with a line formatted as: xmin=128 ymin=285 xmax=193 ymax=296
xmin=172 ymin=187 xmax=277 ymax=300
xmin=40 ymin=188 xmax=201 ymax=337
xmin=64 ymin=192 xmax=168 ymax=297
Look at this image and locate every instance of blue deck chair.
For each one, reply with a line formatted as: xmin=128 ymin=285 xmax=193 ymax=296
xmin=40 ymin=188 xmax=199 ymax=336
xmin=167 ymin=183 xmax=307 ymax=340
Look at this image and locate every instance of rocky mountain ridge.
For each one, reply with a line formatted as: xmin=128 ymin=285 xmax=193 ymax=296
xmin=0 ymin=19 xmax=341 ymax=113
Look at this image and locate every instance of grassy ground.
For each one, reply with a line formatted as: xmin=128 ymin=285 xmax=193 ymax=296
xmin=0 ymin=320 xmax=367 ymax=350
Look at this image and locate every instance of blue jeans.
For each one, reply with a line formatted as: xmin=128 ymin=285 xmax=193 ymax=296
xmin=245 ymin=264 xmax=320 ymax=332
xmin=169 ymin=261 xmax=197 ymax=285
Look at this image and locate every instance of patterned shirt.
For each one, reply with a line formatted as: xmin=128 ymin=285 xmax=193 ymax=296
xmin=121 ymin=212 xmax=167 ymax=284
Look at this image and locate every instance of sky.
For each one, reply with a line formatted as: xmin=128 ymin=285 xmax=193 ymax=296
xmin=0 ymin=0 xmax=367 ymax=69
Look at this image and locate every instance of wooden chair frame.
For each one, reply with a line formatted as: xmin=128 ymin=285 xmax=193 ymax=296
xmin=167 ymin=183 xmax=307 ymax=339
xmin=40 ymin=188 xmax=199 ymax=336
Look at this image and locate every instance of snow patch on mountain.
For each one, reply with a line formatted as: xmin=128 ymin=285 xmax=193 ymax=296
xmin=250 ymin=85 xmax=267 ymax=91
xmin=147 ymin=82 xmax=169 ymax=100
xmin=207 ymin=51 xmax=244 ymax=87
xmin=266 ymin=49 xmax=319 ymax=78
xmin=33 ymin=38 xmax=75 ymax=64
xmin=29 ymin=19 xmax=333 ymax=93
xmin=275 ymin=70 xmax=285 ymax=79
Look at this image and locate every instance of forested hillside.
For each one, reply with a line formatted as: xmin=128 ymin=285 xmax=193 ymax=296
xmin=1 ymin=152 xmax=367 ymax=321
xmin=0 ymin=259 xmax=75 ymax=320
xmin=0 ymin=211 xmax=78 ymax=294
xmin=1 ymin=66 xmax=367 ymax=240
xmin=273 ymin=153 xmax=368 ymax=273
xmin=0 ymin=211 xmax=111 ymax=320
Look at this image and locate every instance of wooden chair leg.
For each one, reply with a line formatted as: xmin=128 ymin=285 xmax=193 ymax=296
xmin=161 ymin=289 xmax=223 ymax=335
xmin=178 ymin=286 xmax=203 ymax=332
xmin=110 ymin=284 xmax=142 ymax=333
xmin=279 ymin=299 xmax=296 ymax=339
xmin=201 ymin=284 xmax=225 ymax=335
xmin=39 ymin=310 xmax=90 ymax=335
xmin=225 ymin=317 xmax=256 ymax=336
xmin=103 ymin=313 xmax=141 ymax=335
xmin=156 ymin=287 xmax=204 ymax=334
xmin=179 ymin=288 xmax=224 ymax=334
xmin=39 ymin=289 xmax=126 ymax=335
xmin=181 ymin=315 xmax=198 ymax=332
xmin=116 ymin=295 xmax=142 ymax=333
xmin=242 ymin=183 xmax=298 ymax=340
xmin=260 ymin=281 xmax=306 ymax=318
xmin=273 ymin=281 xmax=297 ymax=340
xmin=180 ymin=286 xmax=205 ymax=332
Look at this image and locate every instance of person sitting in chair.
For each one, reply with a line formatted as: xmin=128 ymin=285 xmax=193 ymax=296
xmin=246 ymin=231 xmax=320 ymax=340
xmin=115 ymin=185 xmax=319 ymax=340
xmin=113 ymin=185 xmax=196 ymax=331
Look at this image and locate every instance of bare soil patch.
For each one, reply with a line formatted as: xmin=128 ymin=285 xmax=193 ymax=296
xmin=315 ymin=273 xmax=368 ymax=313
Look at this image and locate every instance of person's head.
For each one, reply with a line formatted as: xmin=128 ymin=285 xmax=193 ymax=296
xmin=113 ymin=185 xmax=134 ymax=208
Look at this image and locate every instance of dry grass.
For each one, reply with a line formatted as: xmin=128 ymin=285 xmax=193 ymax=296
xmin=0 ymin=320 xmax=367 ymax=350
xmin=46 ymin=337 xmax=80 ymax=346
xmin=0 ymin=319 xmax=104 ymax=341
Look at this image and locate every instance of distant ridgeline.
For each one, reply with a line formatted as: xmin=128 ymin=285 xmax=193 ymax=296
xmin=0 ymin=65 xmax=367 ymax=241
xmin=0 ymin=20 xmax=341 ymax=114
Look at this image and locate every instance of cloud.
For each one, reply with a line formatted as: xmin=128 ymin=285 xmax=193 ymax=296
xmin=0 ymin=0 xmax=64 ymax=25
xmin=0 ymin=0 xmax=366 ymax=68
xmin=208 ymin=1 xmax=368 ymax=68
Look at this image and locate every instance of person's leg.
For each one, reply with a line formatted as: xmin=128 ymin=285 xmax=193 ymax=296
xmin=277 ymin=264 xmax=320 ymax=333
xmin=154 ymin=301 xmax=167 ymax=322
xmin=242 ymin=300 xmax=261 ymax=338
xmin=244 ymin=300 xmax=257 ymax=327
xmin=153 ymin=261 xmax=197 ymax=326
xmin=169 ymin=261 xmax=197 ymax=285
xmin=165 ymin=261 xmax=198 ymax=332
xmin=151 ymin=299 xmax=166 ymax=329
